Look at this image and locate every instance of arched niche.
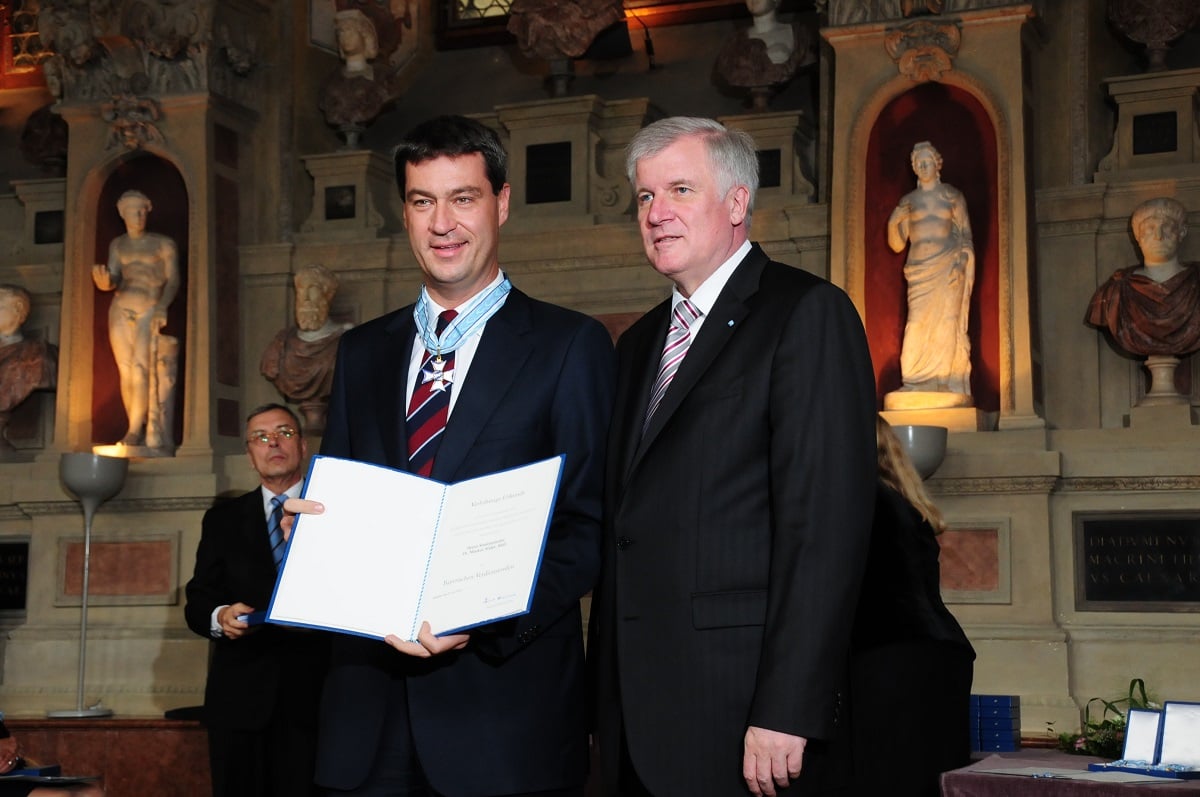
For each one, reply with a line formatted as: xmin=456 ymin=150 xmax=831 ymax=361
xmin=90 ymin=156 xmax=189 ymax=447
xmin=863 ymin=81 xmax=1000 ymax=413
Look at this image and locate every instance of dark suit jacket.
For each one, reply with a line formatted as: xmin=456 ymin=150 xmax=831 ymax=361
xmin=315 ymin=286 xmax=615 ymax=796
xmin=183 ymin=487 xmax=330 ymax=731
xmin=590 ymin=245 xmax=878 ymax=797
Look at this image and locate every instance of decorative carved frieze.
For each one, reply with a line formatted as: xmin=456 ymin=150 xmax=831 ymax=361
xmin=36 ymin=0 xmax=262 ymax=105
xmin=929 ymin=475 xmax=1058 ymax=495
xmin=821 ymin=0 xmax=1035 ymax=26
xmin=884 ymin=18 xmax=961 ymax=82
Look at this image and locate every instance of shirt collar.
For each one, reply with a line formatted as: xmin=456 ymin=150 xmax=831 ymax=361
xmin=671 ymin=240 xmax=751 ymax=316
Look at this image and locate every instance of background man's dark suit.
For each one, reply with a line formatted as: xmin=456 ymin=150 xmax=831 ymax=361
xmin=591 ymin=244 xmax=877 ymax=797
xmin=185 ymin=487 xmax=329 ymax=796
xmin=315 ymin=286 xmax=615 ymax=796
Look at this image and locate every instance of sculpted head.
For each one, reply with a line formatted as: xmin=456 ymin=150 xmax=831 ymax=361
xmin=1131 ymin=197 xmax=1188 ymax=269
xmin=0 ymin=284 xmax=32 ymax=338
xmin=910 ymin=141 xmax=943 ymax=183
xmin=745 ymin=0 xmax=780 ymax=17
xmin=293 ymin=264 xmax=339 ymax=332
xmin=116 ymin=190 xmax=152 ymax=234
xmin=335 ymin=9 xmax=379 ymax=63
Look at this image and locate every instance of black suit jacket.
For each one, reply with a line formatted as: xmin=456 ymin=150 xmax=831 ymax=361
xmin=315 ymin=286 xmax=616 ymax=796
xmin=590 ymin=245 xmax=878 ymax=797
xmin=184 ymin=487 xmax=330 ymax=730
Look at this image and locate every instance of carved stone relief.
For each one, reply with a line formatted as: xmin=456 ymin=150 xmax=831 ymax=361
xmin=884 ymin=18 xmax=960 ymax=81
xmin=35 ymin=0 xmax=261 ymax=106
xmin=820 ymin=0 xmax=1038 ymax=26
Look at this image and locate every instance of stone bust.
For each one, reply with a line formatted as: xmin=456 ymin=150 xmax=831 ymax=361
xmin=1086 ymin=196 xmax=1200 ymax=357
xmin=335 ymin=8 xmax=380 ymax=80
xmin=260 ymin=264 xmax=353 ymax=433
xmin=0 ymin=284 xmax=58 ymax=454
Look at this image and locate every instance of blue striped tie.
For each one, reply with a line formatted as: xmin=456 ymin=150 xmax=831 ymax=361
xmin=644 ymin=298 xmax=702 ymax=433
xmin=267 ymin=494 xmax=286 ymax=570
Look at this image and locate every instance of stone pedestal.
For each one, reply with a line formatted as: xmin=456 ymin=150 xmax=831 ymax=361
xmin=881 ymin=406 xmax=988 ymax=433
xmin=10 ymin=178 xmax=66 ymax=261
xmin=1129 ymin=402 xmax=1194 ymax=428
xmin=719 ymin=111 xmax=815 ymax=202
xmin=298 ymin=150 xmax=401 ymax=241
xmin=1096 ymin=67 xmax=1200 ymax=182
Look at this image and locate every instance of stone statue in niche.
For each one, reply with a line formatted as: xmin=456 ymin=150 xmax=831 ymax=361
xmin=715 ymin=0 xmax=809 ymax=111
xmin=260 ymin=264 xmax=353 ymax=434
xmin=884 ymin=141 xmax=975 ymax=410
xmin=507 ymin=0 xmax=625 ymax=97
xmin=0 ymin=285 xmax=58 ymax=459
xmin=1086 ymin=197 xmax=1200 ymax=405
xmin=92 ymin=190 xmax=181 ymax=454
xmin=319 ymin=8 xmax=388 ymax=148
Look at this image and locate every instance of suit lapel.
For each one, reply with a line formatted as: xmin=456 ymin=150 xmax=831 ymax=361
xmin=244 ymin=487 xmax=273 ymax=568
xmin=431 ymin=290 xmax=534 ymax=481
xmin=615 ymin=301 xmax=670 ymax=488
xmin=631 ymin=245 xmax=767 ymax=469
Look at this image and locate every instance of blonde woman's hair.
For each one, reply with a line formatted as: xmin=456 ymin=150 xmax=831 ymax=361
xmin=876 ymin=416 xmax=946 ymax=534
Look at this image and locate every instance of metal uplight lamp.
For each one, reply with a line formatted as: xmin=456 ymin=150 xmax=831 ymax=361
xmin=50 ymin=452 xmax=128 ymax=718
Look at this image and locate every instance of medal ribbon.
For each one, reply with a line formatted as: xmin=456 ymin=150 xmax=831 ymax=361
xmin=413 ymin=276 xmax=512 ymax=357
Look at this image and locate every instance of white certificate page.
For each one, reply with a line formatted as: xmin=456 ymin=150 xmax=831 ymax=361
xmin=266 ymin=455 xmax=563 ymax=641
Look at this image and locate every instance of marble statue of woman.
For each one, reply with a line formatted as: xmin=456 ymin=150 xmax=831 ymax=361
xmin=884 ymin=141 xmax=975 ymax=409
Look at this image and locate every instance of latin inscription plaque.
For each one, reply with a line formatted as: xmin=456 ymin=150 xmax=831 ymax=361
xmin=1074 ymin=512 xmax=1200 ymax=612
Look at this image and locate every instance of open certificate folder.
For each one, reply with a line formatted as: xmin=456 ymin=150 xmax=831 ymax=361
xmin=266 ymin=454 xmax=564 ymax=641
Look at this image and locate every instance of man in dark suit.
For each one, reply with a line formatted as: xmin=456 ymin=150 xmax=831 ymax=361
xmin=184 ymin=403 xmax=329 ymax=797
xmin=589 ymin=117 xmax=877 ymax=797
xmin=288 ymin=115 xmax=615 ymax=797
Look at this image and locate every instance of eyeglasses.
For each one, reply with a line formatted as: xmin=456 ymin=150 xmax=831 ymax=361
xmin=246 ymin=427 xmax=298 ymax=446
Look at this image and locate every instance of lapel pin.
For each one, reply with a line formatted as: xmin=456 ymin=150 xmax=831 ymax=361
xmin=727 ymin=320 xmax=735 ymax=327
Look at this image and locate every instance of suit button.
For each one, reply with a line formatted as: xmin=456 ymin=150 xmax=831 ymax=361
xmin=616 ymin=537 xmax=634 ymax=550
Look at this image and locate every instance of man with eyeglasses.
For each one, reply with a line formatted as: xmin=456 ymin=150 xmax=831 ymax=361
xmin=184 ymin=403 xmax=329 ymax=797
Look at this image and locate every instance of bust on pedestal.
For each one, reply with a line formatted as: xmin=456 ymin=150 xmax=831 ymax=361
xmin=1086 ymin=196 xmax=1200 ymax=413
xmin=715 ymin=0 xmax=807 ymax=111
xmin=260 ymin=264 xmax=353 ymax=434
xmin=0 ymin=284 xmax=57 ymax=459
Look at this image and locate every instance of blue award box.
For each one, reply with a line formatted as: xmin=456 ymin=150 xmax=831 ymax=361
xmin=1087 ymin=702 xmax=1200 ymax=779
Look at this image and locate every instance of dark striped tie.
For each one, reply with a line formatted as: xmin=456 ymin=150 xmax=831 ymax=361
xmin=406 ymin=310 xmax=458 ymax=478
xmin=643 ymin=298 xmax=702 ymax=432
xmin=267 ymin=494 xmax=286 ymax=570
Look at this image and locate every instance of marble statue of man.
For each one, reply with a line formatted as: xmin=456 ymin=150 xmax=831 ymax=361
xmin=885 ymin=141 xmax=975 ymax=407
xmin=1085 ymin=197 xmax=1200 ymax=357
xmin=260 ymin=264 xmax=353 ymax=433
xmin=92 ymin=189 xmax=181 ymax=451
xmin=0 ymin=284 xmax=58 ymax=455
